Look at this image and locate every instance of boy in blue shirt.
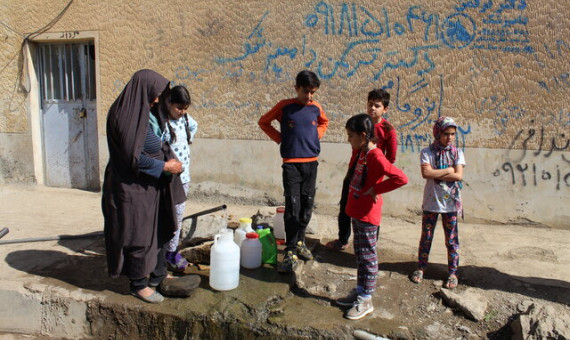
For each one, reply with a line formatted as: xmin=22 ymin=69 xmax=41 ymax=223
xmin=258 ymin=70 xmax=329 ymax=272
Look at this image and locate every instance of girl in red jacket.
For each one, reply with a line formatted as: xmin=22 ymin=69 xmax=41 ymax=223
xmin=336 ymin=113 xmax=408 ymax=320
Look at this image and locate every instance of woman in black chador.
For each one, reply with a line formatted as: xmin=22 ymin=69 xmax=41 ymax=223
xmin=102 ymin=69 xmax=185 ymax=303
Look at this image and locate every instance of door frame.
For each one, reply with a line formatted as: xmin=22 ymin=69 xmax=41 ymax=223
xmin=27 ymin=31 xmax=101 ymax=189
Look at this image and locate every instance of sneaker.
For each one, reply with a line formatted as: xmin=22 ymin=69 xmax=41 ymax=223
xmin=336 ymin=289 xmax=360 ymax=307
xmin=277 ymin=251 xmax=299 ymax=273
xmin=296 ymin=241 xmax=314 ymax=261
xmin=345 ymin=296 xmax=374 ymax=320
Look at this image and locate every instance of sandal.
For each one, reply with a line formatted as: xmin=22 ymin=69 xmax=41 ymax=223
xmin=130 ymin=289 xmax=164 ymax=303
xmin=444 ymin=275 xmax=458 ymax=289
xmin=325 ymin=239 xmax=350 ymax=251
xmin=410 ymin=270 xmax=423 ymax=284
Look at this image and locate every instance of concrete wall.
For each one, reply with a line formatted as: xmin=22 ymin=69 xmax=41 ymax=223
xmin=0 ymin=0 xmax=568 ymax=228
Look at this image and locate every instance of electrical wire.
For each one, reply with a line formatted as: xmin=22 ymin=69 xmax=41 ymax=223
xmin=0 ymin=0 xmax=74 ymax=76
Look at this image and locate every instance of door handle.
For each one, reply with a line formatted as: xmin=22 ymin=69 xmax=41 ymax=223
xmin=79 ymin=108 xmax=87 ymax=118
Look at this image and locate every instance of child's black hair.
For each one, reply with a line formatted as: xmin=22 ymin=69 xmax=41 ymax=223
xmin=167 ymin=86 xmax=192 ymax=144
xmin=153 ymin=85 xmax=193 ymax=145
xmin=367 ymin=88 xmax=390 ymax=107
xmin=367 ymin=88 xmax=394 ymax=133
xmin=296 ymin=70 xmax=320 ymax=88
xmin=346 ymin=113 xmax=375 ymax=142
xmin=345 ymin=113 xmax=375 ymax=188
xmin=170 ymin=85 xmax=191 ymax=107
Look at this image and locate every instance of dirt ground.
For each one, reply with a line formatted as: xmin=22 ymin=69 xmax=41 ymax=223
xmin=0 ymin=183 xmax=569 ymax=339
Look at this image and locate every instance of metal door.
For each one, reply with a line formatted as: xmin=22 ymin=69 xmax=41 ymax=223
xmin=38 ymin=42 xmax=99 ymax=190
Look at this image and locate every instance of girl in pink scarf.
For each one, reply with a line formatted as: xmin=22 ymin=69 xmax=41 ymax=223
xmin=411 ymin=116 xmax=466 ymax=289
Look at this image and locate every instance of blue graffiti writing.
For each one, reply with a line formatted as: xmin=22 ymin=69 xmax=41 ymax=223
xmin=305 ymin=2 xmax=408 ymax=38
xmin=538 ymin=72 xmax=570 ymax=92
xmin=456 ymin=0 xmax=527 ymax=14
xmin=493 ymin=162 xmax=569 ymax=190
xmin=313 ymin=38 xmax=381 ymax=79
xmin=387 ymin=75 xmax=471 ymax=152
xmin=374 ymin=45 xmax=438 ymax=81
xmin=542 ymin=109 xmax=570 ymax=128
xmin=398 ymin=126 xmax=471 ymax=153
xmin=399 ymin=132 xmax=432 ymax=153
xmin=441 ymin=13 xmax=477 ymax=49
xmin=474 ymin=95 xmax=526 ymax=135
xmin=405 ymin=6 xmax=441 ymax=42
xmin=482 ymin=14 xmax=528 ymax=27
xmin=479 ymin=28 xmax=529 ymax=40
xmin=393 ymin=75 xmax=442 ymax=131
xmin=174 ymin=65 xmax=206 ymax=82
xmin=215 ymin=11 xmax=269 ymax=64
xmin=534 ymin=40 xmax=570 ymax=90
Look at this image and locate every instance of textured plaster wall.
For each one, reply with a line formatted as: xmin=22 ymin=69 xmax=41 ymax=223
xmin=0 ymin=0 xmax=568 ymax=227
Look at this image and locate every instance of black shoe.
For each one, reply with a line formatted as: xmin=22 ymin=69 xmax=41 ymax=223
xmin=277 ymin=251 xmax=299 ymax=273
xmin=296 ymin=241 xmax=314 ymax=261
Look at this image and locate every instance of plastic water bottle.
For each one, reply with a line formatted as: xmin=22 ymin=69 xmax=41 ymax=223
xmin=209 ymin=229 xmax=240 ymax=291
xmin=234 ymin=217 xmax=253 ymax=247
xmin=240 ymin=232 xmax=262 ymax=269
xmin=256 ymin=226 xmax=277 ymax=264
xmin=272 ymin=206 xmax=286 ymax=239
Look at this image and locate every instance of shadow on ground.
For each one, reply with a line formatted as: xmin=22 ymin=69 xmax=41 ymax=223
xmin=4 ymin=236 xmax=128 ymax=294
xmin=5 ymin=234 xmax=570 ymax=308
xmin=380 ymin=260 xmax=570 ymax=305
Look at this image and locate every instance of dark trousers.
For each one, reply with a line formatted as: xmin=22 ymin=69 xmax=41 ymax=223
xmin=337 ymin=177 xmax=351 ymax=245
xmin=282 ymin=161 xmax=318 ymax=252
xmin=130 ymin=246 xmax=168 ymax=292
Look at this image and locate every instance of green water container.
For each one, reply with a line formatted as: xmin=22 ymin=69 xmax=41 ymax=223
xmin=255 ymin=226 xmax=277 ymax=264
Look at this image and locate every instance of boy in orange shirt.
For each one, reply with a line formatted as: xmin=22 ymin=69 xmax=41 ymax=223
xmin=258 ymin=70 xmax=329 ymax=272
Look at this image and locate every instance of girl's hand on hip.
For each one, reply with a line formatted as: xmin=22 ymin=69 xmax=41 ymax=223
xmin=363 ymin=187 xmax=378 ymax=202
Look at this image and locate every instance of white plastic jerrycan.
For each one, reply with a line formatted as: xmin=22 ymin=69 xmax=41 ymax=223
xmin=240 ymin=232 xmax=262 ymax=269
xmin=234 ymin=217 xmax=254 ymax=247
xmin=272 ymin=206 xmax=286 ymax=239
xmin=209 ymin=228 xmax=240 ymax=291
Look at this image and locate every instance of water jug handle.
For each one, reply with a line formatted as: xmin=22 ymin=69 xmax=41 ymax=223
xmin=214 ymin=234 xmax=220 ymax=244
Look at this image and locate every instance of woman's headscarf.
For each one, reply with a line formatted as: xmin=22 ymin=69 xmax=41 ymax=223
xmin=106 ymin=69 xmax=170 ymax=177
xmin=430 ymin=116 xmax=463 ymax=218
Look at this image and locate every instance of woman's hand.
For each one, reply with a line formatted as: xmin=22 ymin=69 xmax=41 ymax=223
xmin=163 ymin=159 xmax=183 ymax=174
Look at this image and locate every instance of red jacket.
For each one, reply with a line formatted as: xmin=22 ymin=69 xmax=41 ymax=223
xmin=345 ymin=147 xmax=408 ymax=226
xmin=374 ymin=119 xmax=397 ymax=164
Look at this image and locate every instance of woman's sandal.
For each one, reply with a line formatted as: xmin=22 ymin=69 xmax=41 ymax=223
xmin=130 ymin=289 xmax=164 ymax=303
xmin=410 ymin=270 xmax=424 ymax=284
xmin=444 ymin=275 xmax=458 ymax=289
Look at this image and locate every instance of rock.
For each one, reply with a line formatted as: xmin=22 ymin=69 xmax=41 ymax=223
xmin=180 ymin=214 xmax=227 ymax=242
xmin=158 ymin=275 xmax=201 ymax=298
xmin=511 ymin=303 xmax=570 ymax=340
xmin=457 ymin=325 xmax=472 ymax=334
xmin=516 ymin=300 xmax=534 ymax=313
xmin=353 ymin=329 xmax=390 ymax=340
xmin=439 ymin=288 xmax=488 ymax=321
xmin=179 ymin=241 xmax=214 ymax=265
